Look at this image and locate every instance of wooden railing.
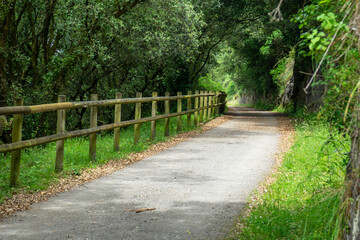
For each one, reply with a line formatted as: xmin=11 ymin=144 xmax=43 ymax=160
xmin=0 ymin=90 xmax=227 ymax=186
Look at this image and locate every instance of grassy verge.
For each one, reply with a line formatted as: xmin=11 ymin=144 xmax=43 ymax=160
xmin=0 ymin=115 xmax=205 ymax=203
xmin=226 ymin=100 xmax=275 ymax=111
xmin=233 ymin=119 xmax=350 ymax=239
xmin=226 ymin=100 xmax=251 ymax=107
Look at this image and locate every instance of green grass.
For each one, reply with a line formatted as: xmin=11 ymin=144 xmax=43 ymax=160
xmin=0 ymin=115 xmax=208 ymax=203
xmin=233 ymin=120 xmax=350 ymax=239
xmin=227 ymin=100 xmax=246 ymax=107
xmin=226 ymin=100 xmax=275 ymax=110
xmin=272 ymin=104 xmax=294 ymax=114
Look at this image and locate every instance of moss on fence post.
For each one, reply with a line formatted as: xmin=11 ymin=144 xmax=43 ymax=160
xmin=55 ymin=95 xmax=66 ymax=172
xmin=151 ymin=92 xmax=158 ymax=140
xmin=177 ymin=92 xmax=182 ymax=132
xmin=203 ymin=91 xmax=208 ymax=121
xmin=199 ymin=90 xmax=204 ymax=123
xmin=194 ymin=90 xmax=199 ymax=125
xmin=89 ymin=94 xmax=98 ymax=161
xmin=208 ymin=92 xmax=213 ymax=119
xmin=134 ymin=92 xmax=142 ymax=144
xmin=113 ymin=93 xmax=122 ymax=152
xmin=164 ymin=92 xmax=170 ymax=136
xmin=187 ymin=91 xmax=192 ymax=127
xmin=10 ymin=98 xmax=23 ymax=187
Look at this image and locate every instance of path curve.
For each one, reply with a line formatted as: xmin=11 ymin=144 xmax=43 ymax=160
xmin=0 ymin=107 xmax=280 ymax=240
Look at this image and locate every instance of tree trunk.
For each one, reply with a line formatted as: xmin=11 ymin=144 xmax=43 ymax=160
xmin=344 ymin=95 xmax=360 ymax=240
xmin=291 ymin=47 xmax=311 ymax=111
xmin=0 ymin=1 xmax=16 ymax=105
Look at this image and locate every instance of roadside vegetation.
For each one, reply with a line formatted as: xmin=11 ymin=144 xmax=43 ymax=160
xmin=213 ymin=0 xmax=359 ymax=237
xmin=232 ymin=111 xmax=350 ymax=239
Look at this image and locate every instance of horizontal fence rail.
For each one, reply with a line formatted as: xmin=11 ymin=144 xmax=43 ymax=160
xmin=0 ymin=94 xmax=215 ymax=116
xmin=0 ymin=105 xmax=221 ymax=153
xmin=0 ymin=91 xmax=227 ymax=186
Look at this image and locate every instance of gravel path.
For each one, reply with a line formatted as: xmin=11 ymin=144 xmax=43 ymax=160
xmin=0 ymin=107 xmax=280 ymax=240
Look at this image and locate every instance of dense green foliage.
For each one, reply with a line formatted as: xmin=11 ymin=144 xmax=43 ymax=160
xmin=0 ymin=0 xmax=256 ymax=141
xmin=203 ymin=0 xmax=305 ymax=104
xmin=0 ymin=0 xmax=199 ymax=139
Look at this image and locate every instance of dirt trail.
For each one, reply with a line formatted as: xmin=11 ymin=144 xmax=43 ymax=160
xmin=0 ymin=107 xmax=280 ymax=240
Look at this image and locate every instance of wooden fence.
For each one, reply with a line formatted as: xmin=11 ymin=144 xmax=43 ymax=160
xmin=0 ymin=91 xmax=227 ymax=186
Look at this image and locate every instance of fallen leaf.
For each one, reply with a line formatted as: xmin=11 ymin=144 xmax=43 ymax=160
xmin=124 ymin=208 xmax=156 ymax=213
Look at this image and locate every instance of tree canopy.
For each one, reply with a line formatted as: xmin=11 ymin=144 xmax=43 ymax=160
xmin=0 ymin=0 xmax=263 ymax=138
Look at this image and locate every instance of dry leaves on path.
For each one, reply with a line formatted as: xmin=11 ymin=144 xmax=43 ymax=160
xmin=124 ymin=208 xmax=156 ymax=213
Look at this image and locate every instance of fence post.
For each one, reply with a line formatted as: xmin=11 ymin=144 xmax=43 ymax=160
xmin=151 ymin=92 xmax=157 ymax=140
xmin=204 ymin=90 xmax=208 ymax=121
xmin=220 ymin=92 xmax=226 ymax=114
xmin=113 ymin=93 xmax=122 ymax=152
xmin=55 ymin=95 xmax=66 ymax=173
xmin=10 ymin=98 xmax=23 ymax=187
xmin=134 ymin=92 xmax=142 ymax=144
xmin=177 ymin=92 xmax=182 ymax=132
xmin=164 ymin=92 xmax=170 ymax=136
xmin=89 ymin=94 xmax=98 ymax=161
xmin=194 ymin=90 xmax=199 ymax=125
xmin=199 ymin=90 xmax=204 ymax=123
xmin=219 ymin=92 xmax=224 ymax=114
xmin=212 ymin=91 xmax=216 ymax=116
xmin=216 ymin=91 xmax=220 ymax=115
xmin=208 ymin=91 xmax=212 ymax=119
xmin=187 ymin=91 xmax=192 ymax=127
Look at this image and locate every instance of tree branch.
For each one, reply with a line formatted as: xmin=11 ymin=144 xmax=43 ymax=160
xmin=304 ymin=3 xmax=354 ymax=94
xmin=115 ymin=0 xmax=147 ymax=18
xmin=191 ymin=33 xmax=228 ymax=83
xmin=268 ymin=0 xmax=284 ymax=21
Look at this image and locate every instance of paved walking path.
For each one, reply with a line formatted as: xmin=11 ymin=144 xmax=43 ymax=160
xmin=0 ymin=107 xmax=280 ymax=240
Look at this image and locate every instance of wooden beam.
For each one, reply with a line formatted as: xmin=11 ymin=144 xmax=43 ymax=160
xmin=0 ymin=94 xmax=215 ymax=116
xmin=199 ymin=91 xmax=204 ymax=123
xmin=164 ymin=92 xmax=170 ymax=136
xmin=194 ymin=90 xmax=199 ymax=126
xmin=0 ymin=106 xmax=222 ymax=154
xmin=216 ymin=91 xmax=220 ymax=115
xmin=208 ymin=91 xmax=213 ymax=119
xmin=89 ymin=94 xmax=98 ymax=161
xmin=10 ymin=98 xmax=23 ymax=187
xmin=212 ymin=91 xmax=216 ymax=116
xmin=55 ymin=95 xmax=66 ymax=173
xmin=187 ymin=91 xmax=192 ymax=127
xmin=134 ymin=92 xmax=142 ymax=144
xmin=203 ymin=91 xmax=208 ymax=121
xmin=151 ymin=92 xmax=157 ymax=140
xmin=177 ymin=92 xmax=182 ymax=132
xmin=113 ymin=93 xmax=122 ymax=152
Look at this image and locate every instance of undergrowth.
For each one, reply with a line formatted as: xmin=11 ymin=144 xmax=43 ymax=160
xmin=253 ymin=101 xmax=275 ymax=111
xmin=0 ymin=115 xmax=205 ymax=203
xmin=233 ymin=116 xmax=350 ymax=239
